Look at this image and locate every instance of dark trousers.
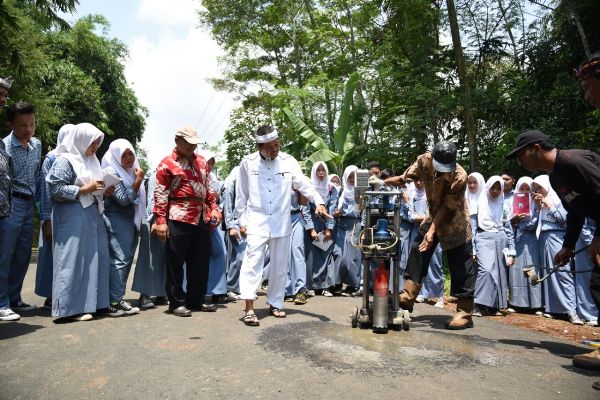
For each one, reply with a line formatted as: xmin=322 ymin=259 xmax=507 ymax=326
xmin=590 ymin=265 xmax=600 ymax=316
xmin=404 ymin=233 xmax=475 ymax=298
xmin=165 ymin=219 xmax=211 ymax=308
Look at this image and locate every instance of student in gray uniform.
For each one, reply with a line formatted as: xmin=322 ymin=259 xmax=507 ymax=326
xmin=508 ymin=177 xmax=542 ymax=314
xmin=411 ymin=179 xmax=444 ymax=307
xmin=101 ymin=139 xmax=145 ymax=315
xmin=575 ymin=219 xmax=597 ymax=326
xmin=473 ymin=176 xmax=515 ymax=316
xmin=223 ymin=166 xmax=244 ymax=299
xmin=47 ymin=123 xmax=114 ymax=321
xmin=35 ymin=124 xmax=74 ymax=309
xmin=132 ymin=171 xmax=168 ymax=308
xmin=334 ymin=165 xmax=362 ymax=295
xmin=305 ymin=161 xmax=338 ymax=296
xmin=285 ymin=189 xmax=312 ymax=304
xmin=466 ymin=172 xmax=485 ymax=253
xmin=532 ymin=175 xmax=581 ymax=324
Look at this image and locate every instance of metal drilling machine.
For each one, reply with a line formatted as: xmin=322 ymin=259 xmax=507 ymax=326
xmin=349 ymin=169 xmax=410 ymax=333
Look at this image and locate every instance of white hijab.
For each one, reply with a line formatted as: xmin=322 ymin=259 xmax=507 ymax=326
xmin=101 ymin=138 xmax=146 ymax=230
xmin=466 ymin=172 xmax=485 ymax=216
xmin=54 ymin=123 xmax=104 ymax=212
xmin=311 ymin=161 xmax=330 ymax=199
xmin=49 ymin=124 xmax=75 ymax=157
xmin=328 ymin=174 xmax=341 ymax=190
xmin=515 ymin=176 xmax=533 ymax=194
xmin=533 ymin=175 xmax=562 ymax=239
xmin=338 ymin=165 xmax=358 ymax=209
xmin=477 ymin=175 xmax=505 ymax=232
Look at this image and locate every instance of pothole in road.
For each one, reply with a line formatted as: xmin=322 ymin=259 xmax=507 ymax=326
xmin=257 ymin=321 xmax=508 ymax=376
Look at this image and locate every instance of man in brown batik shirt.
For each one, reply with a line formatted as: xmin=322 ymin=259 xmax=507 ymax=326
xmin=385 ymin=141 xmax=475 ymax=330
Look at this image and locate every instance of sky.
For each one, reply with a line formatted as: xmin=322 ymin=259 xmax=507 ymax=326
xmin=63 ymin=0 xmax=238 ymax=167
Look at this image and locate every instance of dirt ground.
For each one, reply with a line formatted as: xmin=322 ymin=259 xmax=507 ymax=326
xmin=437 ymin=297 xmax=599 ymax=345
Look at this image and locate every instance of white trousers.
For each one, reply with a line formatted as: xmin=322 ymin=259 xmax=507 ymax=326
xmin=239 ymin=234 xmax=290 ymax=309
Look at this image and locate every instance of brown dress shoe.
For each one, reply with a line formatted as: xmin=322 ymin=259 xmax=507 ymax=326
xmin=399 ymin=279 xmax=422 ymax=313
xmin=573 ymin=349 xmax=600 ymax=370
xmin=170 ymin=306 xmax=191 ymax=317
xmin=445 ymin=297 xmax=474 ymax=330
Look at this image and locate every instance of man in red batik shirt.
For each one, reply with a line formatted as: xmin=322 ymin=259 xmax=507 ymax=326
xmin=152 ymin=125 xmax=221 ymax=317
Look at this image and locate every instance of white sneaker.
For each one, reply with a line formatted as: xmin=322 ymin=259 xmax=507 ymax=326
xmin=433 ymin=298 xmax=445 ymax=308
xmin=506 ymin=307 xmax=516 ymax=314
xmin=0 ymin=308 xmax=20 ymax=321
xmin=322 ymin=290 xmax=333 ymax=297
xmin=306 ymin=290 xmax=316 ymax=297
xmin=72 ymin=313 xmax=93 ymax=321
xmin=543 ymin=313 xmax=553 ymax=319
xmin=569 ymin=313 xmax=584 ymax=326
xmin=415 ymin=295 xmax=426 ymax=303
xmin=585 ymin=320 xmax=599 ymax=327
xmin=535 ymin=311 xmax=543 ymax=316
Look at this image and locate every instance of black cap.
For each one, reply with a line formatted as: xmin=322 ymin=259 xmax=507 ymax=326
xmin=432 ymin=141 xmax=457 ymax=173
xmin=505 ymin=129 xmax=551 ymax=160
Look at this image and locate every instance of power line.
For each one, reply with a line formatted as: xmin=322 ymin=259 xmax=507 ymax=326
xmin=200 ymin=95 xmax=229 ymax=134
xmin=194 ymin=92 xmax=215 ymax=129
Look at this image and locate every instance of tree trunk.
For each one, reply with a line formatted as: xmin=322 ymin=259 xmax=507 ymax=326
xmin=446 ymin=0 xmax=478 ymax=171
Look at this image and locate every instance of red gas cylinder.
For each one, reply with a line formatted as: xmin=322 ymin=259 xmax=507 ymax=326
xmin=372 ymin=261 xmax=389 ymax=332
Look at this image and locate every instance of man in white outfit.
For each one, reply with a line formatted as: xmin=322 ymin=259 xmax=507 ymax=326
xmin=236 ymin=125 xmax=329 ymax=326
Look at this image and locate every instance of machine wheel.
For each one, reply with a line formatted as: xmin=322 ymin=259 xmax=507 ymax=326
xmin=402 ymin=310 xmax=410 ymax=331
xmin=351 ymin=307 xmax=359 ymax=328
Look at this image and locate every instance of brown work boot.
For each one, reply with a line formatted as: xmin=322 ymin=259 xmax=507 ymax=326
xmin=445 ymin=297 xmax=474 ymax=330
xmin=573 ymin=349 xmax=600 ymax=370
xmin=399 ymin=280 xmax=421 ymax=313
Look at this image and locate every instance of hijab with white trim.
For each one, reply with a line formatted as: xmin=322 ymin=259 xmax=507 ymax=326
xmin=466 ymin=172 xmax=485 ymax=216
xmin=533 ymin=174 xmax=562 ymax=239
xmin=311 ymin=161 xmax=330 ymax=199
xmin=338 ymin=165 xmax=358 ymax=209
xmin=477 ymin=175 xmax=505 ymax=232
xmin=53 ymin=123 xmax=104 ymax=212
xmin=49 ymin=124 xmax=75 ymax=157
xmin=101 ymin=138 xmax=147 ymax=230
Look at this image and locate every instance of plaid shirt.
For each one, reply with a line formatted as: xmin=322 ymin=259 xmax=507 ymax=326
xmin=404 ymin=153 xmax=471 ymax=250
xmin=153 ymin=149 xmax=219 ymax=226
xmin=0 ymin=144 xmax=12 ymax=217
xmin=39 ymin=153 xmax=57 ymax=221
xmin=3 ymin=132 xmax=41 ymax=197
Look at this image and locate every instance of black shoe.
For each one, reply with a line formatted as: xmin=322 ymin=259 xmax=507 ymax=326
xmin=43 ymin=298 xmax=52 ymax=310
xmin=154 ymin=296 xmax=170 ymax=306
xmin=138 ymin=294 xmax=155 ymax=309
xmin=97 ymin=305 xmax=124 ymax=317
xmin=113 ymin=300 xmax=140 ymax=315
xmin=170 ymin=306 xmax=191 ymax=317
xmin=212 ymin=295 xmax=228 ymax=304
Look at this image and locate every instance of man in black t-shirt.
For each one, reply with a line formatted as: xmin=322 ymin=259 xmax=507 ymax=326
xmin=506 ymin=53 xmax=600 ymax=382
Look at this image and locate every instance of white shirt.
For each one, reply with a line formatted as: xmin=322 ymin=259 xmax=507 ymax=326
xmin=236 ymin=151 xmax=324 ymax=238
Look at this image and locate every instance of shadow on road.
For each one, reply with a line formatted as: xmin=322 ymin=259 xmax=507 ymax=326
xmin=0 ymin=322 xmax=44 ymax=340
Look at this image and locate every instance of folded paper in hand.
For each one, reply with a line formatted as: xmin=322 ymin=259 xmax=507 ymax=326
xmin=312 ymin=231 xmax=333 ymax=251
xmin=93 ymin=172 xmax=122 ymax=195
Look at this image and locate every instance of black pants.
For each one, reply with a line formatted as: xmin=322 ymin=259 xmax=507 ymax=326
xmin=404 ymin=233 xmax=475 ymax=298
xmin=165 ymin=219 xmax=211 ymax=308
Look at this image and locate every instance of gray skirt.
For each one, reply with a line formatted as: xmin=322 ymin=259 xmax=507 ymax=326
xmin=52 ymin=202 xmax=109 ymax=317
xmin=132 ymin=220 xmax=167 ymax=297
xmin=510 ymin=228 xmax=542 ymax=308
xmin=474 ymin=230 xmax=508 ymax=309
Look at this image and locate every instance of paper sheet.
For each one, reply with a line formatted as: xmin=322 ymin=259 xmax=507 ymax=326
xmin=92 ymin=172 xmax=122 ymax=195
xmin=312 ymin=231 xmax=334 ymax=251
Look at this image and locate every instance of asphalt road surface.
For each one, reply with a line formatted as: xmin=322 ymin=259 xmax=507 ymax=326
xmin=0 ymin=261 xmax=598 ymax=399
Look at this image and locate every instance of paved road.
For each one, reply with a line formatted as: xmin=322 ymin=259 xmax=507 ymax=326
xmin=1 ymin=262 xmax=598 ymax=400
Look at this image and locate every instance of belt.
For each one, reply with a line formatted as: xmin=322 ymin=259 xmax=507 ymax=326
xmin=12 ymin=192 xmax=34 ymax=201
xmin=169 ymin=196 xmax=204 ymax=202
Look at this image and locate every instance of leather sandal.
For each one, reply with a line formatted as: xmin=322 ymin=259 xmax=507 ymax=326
xmin=242 ymin=310 xmax=259 ymax=326
xmin=269 ymin=305 xmax=286 ymax=318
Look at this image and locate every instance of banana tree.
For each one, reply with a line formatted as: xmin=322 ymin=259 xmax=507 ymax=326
xmin=282 ymin=73 xmax=361 ymax=175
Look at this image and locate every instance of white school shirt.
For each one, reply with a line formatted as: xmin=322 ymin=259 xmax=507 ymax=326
xmin=235 ymin=151 xmax=324 ymax=238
